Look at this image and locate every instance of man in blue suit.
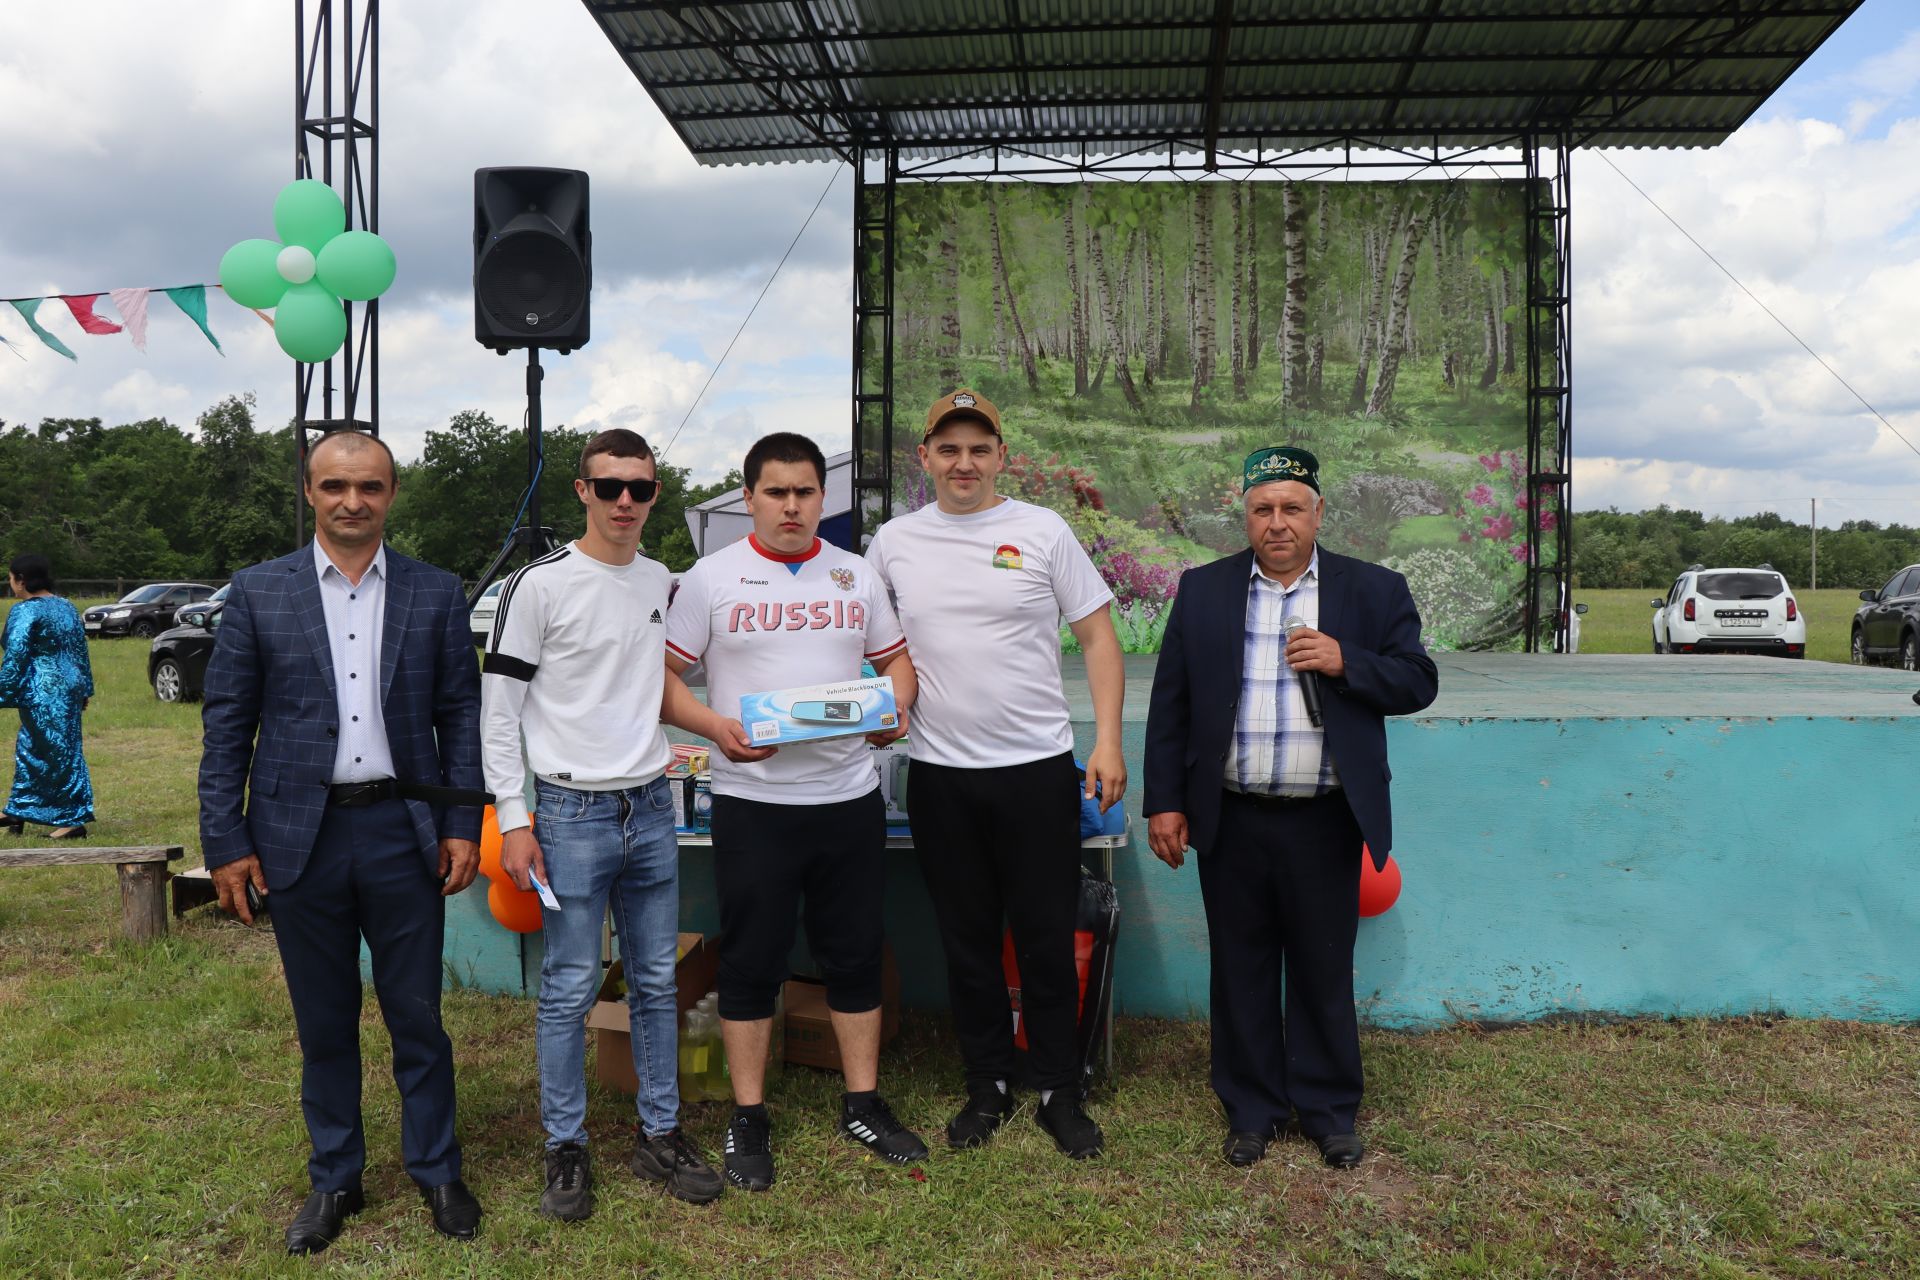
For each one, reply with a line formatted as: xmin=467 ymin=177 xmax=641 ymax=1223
xmin=1145 ymin=446 xmax=1436 ymax=1171
xmin=200 ymin=429 xmax=486 ymax=1253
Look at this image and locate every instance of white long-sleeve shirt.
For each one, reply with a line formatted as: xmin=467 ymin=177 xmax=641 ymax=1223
xmin=480 ymin=542 xmax=673 ymax=831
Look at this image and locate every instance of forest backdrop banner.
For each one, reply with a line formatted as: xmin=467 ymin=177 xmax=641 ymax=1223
xmin=881 ymin=179 xmax=1555 ymax=652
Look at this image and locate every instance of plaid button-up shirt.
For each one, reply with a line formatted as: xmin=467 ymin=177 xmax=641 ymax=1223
xmin=1225 ymin=549 xmax=1340 ymax=798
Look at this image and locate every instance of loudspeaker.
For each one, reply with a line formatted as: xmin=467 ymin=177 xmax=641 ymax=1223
xmin=474 ymin=167 xmax=591 ymax=353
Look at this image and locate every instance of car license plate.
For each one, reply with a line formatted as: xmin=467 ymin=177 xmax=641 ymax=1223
xmin=84 ymin=622 xmax=100 ymax=631
xmin=1720 ymin=618 xmax=1762 ymax=628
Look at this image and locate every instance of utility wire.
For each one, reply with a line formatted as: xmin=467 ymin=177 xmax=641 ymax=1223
xmin=1598 ymin=151 xmax=1920 ymax=462
xmin=657 ymin=162 xmax=845 ymax=461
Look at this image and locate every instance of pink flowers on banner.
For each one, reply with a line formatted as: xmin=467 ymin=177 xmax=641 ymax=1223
xmin=1453 ymin=448 xmax=1553 ymax=574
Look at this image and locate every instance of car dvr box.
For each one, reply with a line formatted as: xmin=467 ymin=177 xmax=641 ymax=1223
xmin=738 ymin=675 xmax=897 ymax=747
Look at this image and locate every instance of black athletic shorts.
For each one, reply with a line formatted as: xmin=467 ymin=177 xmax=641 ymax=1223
xmin=710 ymin=788 xmax=887 ymax=1022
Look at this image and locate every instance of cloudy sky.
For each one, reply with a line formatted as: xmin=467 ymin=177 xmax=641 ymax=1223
xmin=3 ymin=1 xmax=1918 ymax=526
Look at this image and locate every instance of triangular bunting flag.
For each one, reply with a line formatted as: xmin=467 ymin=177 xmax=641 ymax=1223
xmin=59 ymin=294 xmax=125 ymax=336
xmin=163 ymin=285 xmax=222 ymax=354
xmin=7 ymin=298 xmax=78 ymax=361
xmin=109 ymin=288 xmax=150 ymax=352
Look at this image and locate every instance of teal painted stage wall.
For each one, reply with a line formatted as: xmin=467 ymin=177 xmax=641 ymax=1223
xmin=441 ymin=654 xmax=1920 ymax=1025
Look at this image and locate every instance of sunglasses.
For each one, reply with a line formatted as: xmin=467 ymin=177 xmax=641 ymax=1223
xmin=586 ymin=476 xmax=659 ymax=503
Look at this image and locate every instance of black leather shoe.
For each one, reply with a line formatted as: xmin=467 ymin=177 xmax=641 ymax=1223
xmin=422 ymin=1179 xmax=482 ymax=1239
xmin=1223 ymin=1130 xmax=1269 ymax=1167
xmin=285 ymin=1185 xmax=364 ymax=1255
xmin=1314 ymin=1133 xmax=1366 ymax=1169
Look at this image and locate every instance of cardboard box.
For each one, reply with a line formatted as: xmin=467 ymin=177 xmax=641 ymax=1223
xmin=782 ymin=944 xmax=901 ymax=1071
xmin=739 ymin=675 xmax=897 ymax=747
xmin=586 ymin=932 xmax=718 ymax=1095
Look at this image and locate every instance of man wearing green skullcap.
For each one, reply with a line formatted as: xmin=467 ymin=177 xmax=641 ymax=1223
xmin=1143 ymin=445 xmax=1436 ymax=1171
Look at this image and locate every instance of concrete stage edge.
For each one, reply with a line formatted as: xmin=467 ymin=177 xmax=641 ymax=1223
xmin=440 ymin=653 xmax=1920 ymax=1027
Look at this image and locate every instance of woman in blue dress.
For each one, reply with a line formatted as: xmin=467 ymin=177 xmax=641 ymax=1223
xmin=0 ymin=554 xmax=95 ymax=838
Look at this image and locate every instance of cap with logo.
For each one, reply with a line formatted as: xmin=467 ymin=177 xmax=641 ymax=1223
xmin=924 ymin=388 xmax=1003 ymax=441
xmin=1243 ymin=445 xmax=1320 ymax=494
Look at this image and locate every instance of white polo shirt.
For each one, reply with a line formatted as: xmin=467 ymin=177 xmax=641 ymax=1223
xmin=867 ymin=497 xmax=1112 ymax=770
xmin=667 ymin=534 xmax=905 ymax=804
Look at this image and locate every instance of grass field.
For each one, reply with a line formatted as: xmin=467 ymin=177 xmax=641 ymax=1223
xmin=1573 ymin=588 xmax=1865 ymax=664
xmin=2 ymin=610 xmax=1917 ymax=1277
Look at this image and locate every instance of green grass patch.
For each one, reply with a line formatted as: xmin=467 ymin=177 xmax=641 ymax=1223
xmin=0 ymin=618 xmax=1914 ymax=1275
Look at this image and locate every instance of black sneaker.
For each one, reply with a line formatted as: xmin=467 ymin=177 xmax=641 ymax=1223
xmin=945 ymin=1086 xmax=1015 ymax=1150
xmin=1036 ymin=1093 xmax=1104 ymax=1159
xmin=841 ymin=1095 xmax=930 ymax=1165
xmin=630 ymin=1127 xmax=724 ymax=1204
xmin=539 ymin=1141 xmax=593 ymax=1221
xmin=723 ymin=1109 xmax=775 ymax=1192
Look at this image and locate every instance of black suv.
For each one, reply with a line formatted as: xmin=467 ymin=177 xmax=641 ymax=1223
xmin=1852 ymin=564 xmax=1920 ymax=668
xmin=83 ymin=582 xmax=216 ymax=639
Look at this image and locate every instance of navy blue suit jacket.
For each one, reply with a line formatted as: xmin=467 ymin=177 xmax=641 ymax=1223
xmin=1143 ymin=547 xmax=1437 ymax=869
xmin=198 ymin=544 xmax=484 ymax=889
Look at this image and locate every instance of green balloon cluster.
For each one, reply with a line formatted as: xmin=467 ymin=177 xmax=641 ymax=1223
xmin=218 ymin=179 xmax=396 ymax=363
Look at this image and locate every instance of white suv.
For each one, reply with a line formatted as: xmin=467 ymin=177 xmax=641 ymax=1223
xmin=1651 ymin=565 xmax=1806 ymax=657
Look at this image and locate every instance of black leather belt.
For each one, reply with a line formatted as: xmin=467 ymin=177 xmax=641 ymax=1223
xmin=327 ymin=778 xmax=493 ymax=808
xmin=1225 ymin=787 xmax=1341 ymax=807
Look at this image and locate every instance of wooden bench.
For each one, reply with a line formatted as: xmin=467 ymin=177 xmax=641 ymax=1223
xmin=0 ymin=845 xmax=184 ymax=943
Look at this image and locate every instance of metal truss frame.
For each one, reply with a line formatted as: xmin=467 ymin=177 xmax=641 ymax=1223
xmin=851 ymin=132 xmax=1572 ymax=652
xmin=292 ymin=0 xmax=379 ymax=542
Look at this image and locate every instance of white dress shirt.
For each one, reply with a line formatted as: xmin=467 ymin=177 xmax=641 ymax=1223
xmin=314 ymin=540 xmax=397 ymax=784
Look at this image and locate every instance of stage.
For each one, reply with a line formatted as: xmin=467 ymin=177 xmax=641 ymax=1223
xmin=1112 ymin=652 xmax=1920 ymax=1027
xmin=440 ymin=652 xmax=1920 ymax=1027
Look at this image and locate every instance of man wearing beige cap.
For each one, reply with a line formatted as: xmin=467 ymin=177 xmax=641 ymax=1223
xmin=866 ymin=388 xmax=1127 ymax=1160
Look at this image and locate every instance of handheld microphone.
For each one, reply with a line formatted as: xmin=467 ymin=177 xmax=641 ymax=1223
xmin=1280 ymin=614 xmax=1324 ymax=728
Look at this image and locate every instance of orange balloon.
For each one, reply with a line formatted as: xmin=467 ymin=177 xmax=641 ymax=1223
xmin=476 ymin=805 xmax=541 ymax=931
xmin=1358 ymin=846 xmax=1402 ymax=918
xmin=478 ymin=806 xmax=504 ymax=879
xmin=487 ymin=875 xmax=544 ymax=933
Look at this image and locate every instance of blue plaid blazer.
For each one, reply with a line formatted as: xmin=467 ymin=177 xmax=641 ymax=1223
xmin=1143 ymin=547 xmax=1437 ymax=870
xmin=198 ymin=544 xmax=484 ymax=888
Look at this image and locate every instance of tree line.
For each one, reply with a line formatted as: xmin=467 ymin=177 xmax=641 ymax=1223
xmin=0 ymin=395 xmax=735 ymax=587
xmin=1576 ymin=506 xmax=1920 ymax=593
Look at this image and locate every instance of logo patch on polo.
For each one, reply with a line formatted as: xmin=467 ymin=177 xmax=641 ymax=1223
xmin=992 ymin=544 xmax=1023 ymax=570
xmin=830 ymin=567 xmax=855 ymax=592
xmin=649 ymin=609 xmax=663 ymax=623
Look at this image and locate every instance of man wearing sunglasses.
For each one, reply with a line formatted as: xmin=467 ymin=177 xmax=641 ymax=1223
xmin=482 ymin=429 xmax=753 ymax=1218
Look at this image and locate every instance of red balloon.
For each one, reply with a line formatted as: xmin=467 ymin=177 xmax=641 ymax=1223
xmin=1359 ymin=846 xmax=1402 ymax=917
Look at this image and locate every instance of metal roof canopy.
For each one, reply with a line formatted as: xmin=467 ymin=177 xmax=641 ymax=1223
xmin=582 ymin=0 xmax=1863 ymax=166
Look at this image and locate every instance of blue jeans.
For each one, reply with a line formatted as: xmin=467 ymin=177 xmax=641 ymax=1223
xmin=533 ymin=774 xmax=682 ymax=1146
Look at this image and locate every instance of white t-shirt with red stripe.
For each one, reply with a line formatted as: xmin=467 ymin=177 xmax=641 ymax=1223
xmin=866 ymin=497 xmax=1114 ymax=769
xmin=666 ymin=534 xmax=906 ymax=804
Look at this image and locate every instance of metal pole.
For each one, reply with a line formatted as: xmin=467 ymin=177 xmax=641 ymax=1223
xmin=1810 ymin=498 xmax=1817 ymax=589
xmin=527 ymin=348 xmax=543 ymax=555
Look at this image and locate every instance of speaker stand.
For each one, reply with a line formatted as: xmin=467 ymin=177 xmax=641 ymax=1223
xmin=466 ymin=348 xmax=560 ymax=610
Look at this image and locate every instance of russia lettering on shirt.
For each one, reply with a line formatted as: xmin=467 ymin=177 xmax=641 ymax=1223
xmin=725 ymin=599 xmax=868 ymax=633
